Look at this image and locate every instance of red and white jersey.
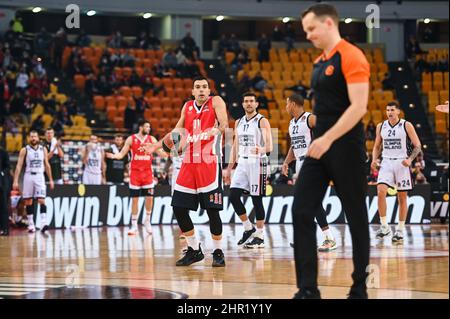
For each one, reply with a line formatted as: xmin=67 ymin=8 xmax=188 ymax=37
xmin=129 ymin=134 xmax=153 ymax=171
xmin=184 ymin=96 xmax=221 ymax=163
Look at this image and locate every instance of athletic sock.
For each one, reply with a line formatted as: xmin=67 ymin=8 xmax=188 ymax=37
xmin=242 ymin=219 xmax=253 ymax=231
xmin=185 ymin=235 xmax=200 ymax=250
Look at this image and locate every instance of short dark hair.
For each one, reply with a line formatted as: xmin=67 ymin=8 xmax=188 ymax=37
xmin=46 ymin=127 xmax=54 ymax=132
xmin=242 ymin=92 xmax=257 ymax=102
xmin=138 ymin=119 xmax=150 ymax=127
xmin=114 ymin=134 xmax=124 ymax=139
xmin=288 ymin=94 xmax=304 ymax=106
xmin=301 ymin=3 xmax=339 ymax=25
xmin=192 ymin=76 xmax=210 ymax=88
xmin=386 ymin=101 xmax=400 ymax=109
xmin=29 ymin=130 xmax=39 ymax=135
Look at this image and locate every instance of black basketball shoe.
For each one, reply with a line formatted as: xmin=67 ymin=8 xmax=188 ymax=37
xmin=176 ymin=244 xmax=204 ymax=266
xmin=212 ymin=249 xmax=226 ymax=267
xmin=237 ymin=227 xmax=256 ymax=246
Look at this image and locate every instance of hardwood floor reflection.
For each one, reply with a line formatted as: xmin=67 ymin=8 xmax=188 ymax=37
xmin=0 ymin=224 xmax=448 ymax=299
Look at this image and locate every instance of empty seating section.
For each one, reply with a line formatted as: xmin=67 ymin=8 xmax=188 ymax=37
xmin=68 ymin=46 xmax=215 ymax=137
xmin=421 ymin=49 xmax=449 ymax=135
xmin=233 ymin=47 xmax=396 ymax=154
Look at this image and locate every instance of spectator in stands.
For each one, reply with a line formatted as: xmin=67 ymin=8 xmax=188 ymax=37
xmin=30 ymin=115 xmax=44 ymax=134
xmin=272 ymin=26 xmax=284 ymax=42
xmin=181 ymin=32 xmax=199 ymax=59
xmin=162 ymin=49 xmax=178 ymax=69
xmin=75 ymin=29 xmax=92 ymax=47
xmin=33 ymin=58 xmax=46 ymax=79
xmin=229 ymin=34 xmax=240 ymax=54
xmin=382 ymin=72 xmax=395 ymax=90
xmin=237 ymin=73 xmax=252 ymax=96
xmin=124 ymin=103 xmax=136 ymax=131
xmin=285 ymin=80 xmax=310 ymax=100
xmin=257 ymin=33 xmax=271 ymax=62
xmin=34 ymin=27 xmax=52 ymax=59
xmin=10 ymin=91 xmax=24 ymax=114
xmin=365 ymin=120 xmax=376 ymax=141
xmin=257 ymin=94 xmax=269 ymax=110
xmin=135 ymin=31 xmax=149 ymax=49
xmin=284 ymin=22 xmax=296 ymax=52
xmin=64 ymin=97 xmax=78 ymax=117
xmin=218 ymin=34 xmax=229 ymax=57
xmin=134 ymin=96 xmax=149 ymax=119
xmin=95 ymin=74 xmax=113 ymax=96
xmin=85 ymin=72 xmax=97 ymax=98
xmin=148 ymin=33 xmax=161 ymax=50
xmin=2 ymin=48 xmax=12 ymax=69
xmin=12 ymin=14 xmax=24 ymax=33
xmin=437 ymin=58 xmax=449 ymax=72
xmin=405 ymin=35 xmax=424 ymax=60
xmin=252 ymin=71 xmax=270 ymax=92
xmin=120 ymin=50 xmax=135 ymax=67
xmin=52 ymin=27 xmax=67 ymax=69
xmin=15 ymin=67 xmax=28 ymax=93
xmin=51 ymin=116 xmax=65 ymax=137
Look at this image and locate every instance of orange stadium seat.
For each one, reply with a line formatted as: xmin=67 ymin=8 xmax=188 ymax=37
xmin=74 ymin=74 xmax=86 ymax=91
xmin=93 ymin=95 xmax=105 ymax=111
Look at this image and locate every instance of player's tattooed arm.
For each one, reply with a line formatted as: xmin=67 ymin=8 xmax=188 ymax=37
xmin=403 ymin=121 xmax=422 ymax=167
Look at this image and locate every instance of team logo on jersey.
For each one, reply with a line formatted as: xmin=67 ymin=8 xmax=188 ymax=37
xmin=399 ymin=123 xmax=403 ymax=127
xmin=301 ymin=115 xmax=306 ymax=122
xmin=325 ymin=65 xmax=334 ymax=76
xmin=189 ymin=106 xmax=193 ymax=111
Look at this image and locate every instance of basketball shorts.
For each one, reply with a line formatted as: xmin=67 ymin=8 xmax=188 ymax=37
xmin=22 ymin=173 xmax=46 ymax=199
xmin=129 ymin=169 xmax=154 ymax=197
xmin=230 ymin=156 xmax=268 ymax=196
xmin=82 ymin=172 xmax=102 ymax=185
xmin=377 ymin=158 xmax=413 ymax=191
xmin=172 ymin=156 xmax=223 ymax=210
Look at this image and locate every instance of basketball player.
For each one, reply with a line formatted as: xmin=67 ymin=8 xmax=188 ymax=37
xmin=282 ymin=94 xmax=337 ymax=252
xmin=82 ymin=135 xmax=106 ymax=185
xmin=13 ymin=130 xmax=54 ymax=233
xmin=44 ymin=128 xmax=64 ymax=185
xmin=143 ymin=76 xmax=228 ymax=267
xmin=106 ymin=119 xmax=166 ymax=235
xmin=223 ymin=92 xmax=272 ymax=249
xmin=293 ymin=4 xmax=370 ymax=299
xmin=371 ymin=101 xmax=422 ymax=243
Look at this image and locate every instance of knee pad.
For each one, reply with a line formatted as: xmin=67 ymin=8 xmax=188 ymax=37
xmin=229 ymin=188 xmax=246 ymax=216
xmin=40 ymin=204 xmax=47 ymax=213
xmin=26 ymin=203 xmax=35 ymax=216
xmin=173 ymin=207 xmax=194 ymax=233
xmin=206 ymin=209 xmax=222 ymax=236
xmin=251 ymin=196 xmax=265 ymax=221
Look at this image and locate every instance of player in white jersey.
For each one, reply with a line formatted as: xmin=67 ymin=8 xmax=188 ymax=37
xmin=224 ymin=92 xmax=273 ymax=249
xmin=82 ymin=135 xmax=106 ymax=185
xmin=371 ymin=101 xmax=422 ymax=243
xmin=13 ymin=130 xmax=54 ymax=233
xmin=282 ymin=94 xmax=337 ymax=252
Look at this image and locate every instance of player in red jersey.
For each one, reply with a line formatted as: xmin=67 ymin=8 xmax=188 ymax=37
xmin=106 ymin=119 xmax=166 ymax=235
xmin=144 ymin=76 xmax=228 ymax=267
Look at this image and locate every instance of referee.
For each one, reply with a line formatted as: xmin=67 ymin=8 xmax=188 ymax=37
xmin=292 ymin=4 xmax=370 ymax=299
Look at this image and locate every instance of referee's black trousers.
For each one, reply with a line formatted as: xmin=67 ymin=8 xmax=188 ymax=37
xmin=292 ymin=138 xmax=370 ymax=293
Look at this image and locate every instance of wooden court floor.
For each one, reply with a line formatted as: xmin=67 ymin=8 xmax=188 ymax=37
xmin=0 ymin=224 xmax=448 ymax=299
